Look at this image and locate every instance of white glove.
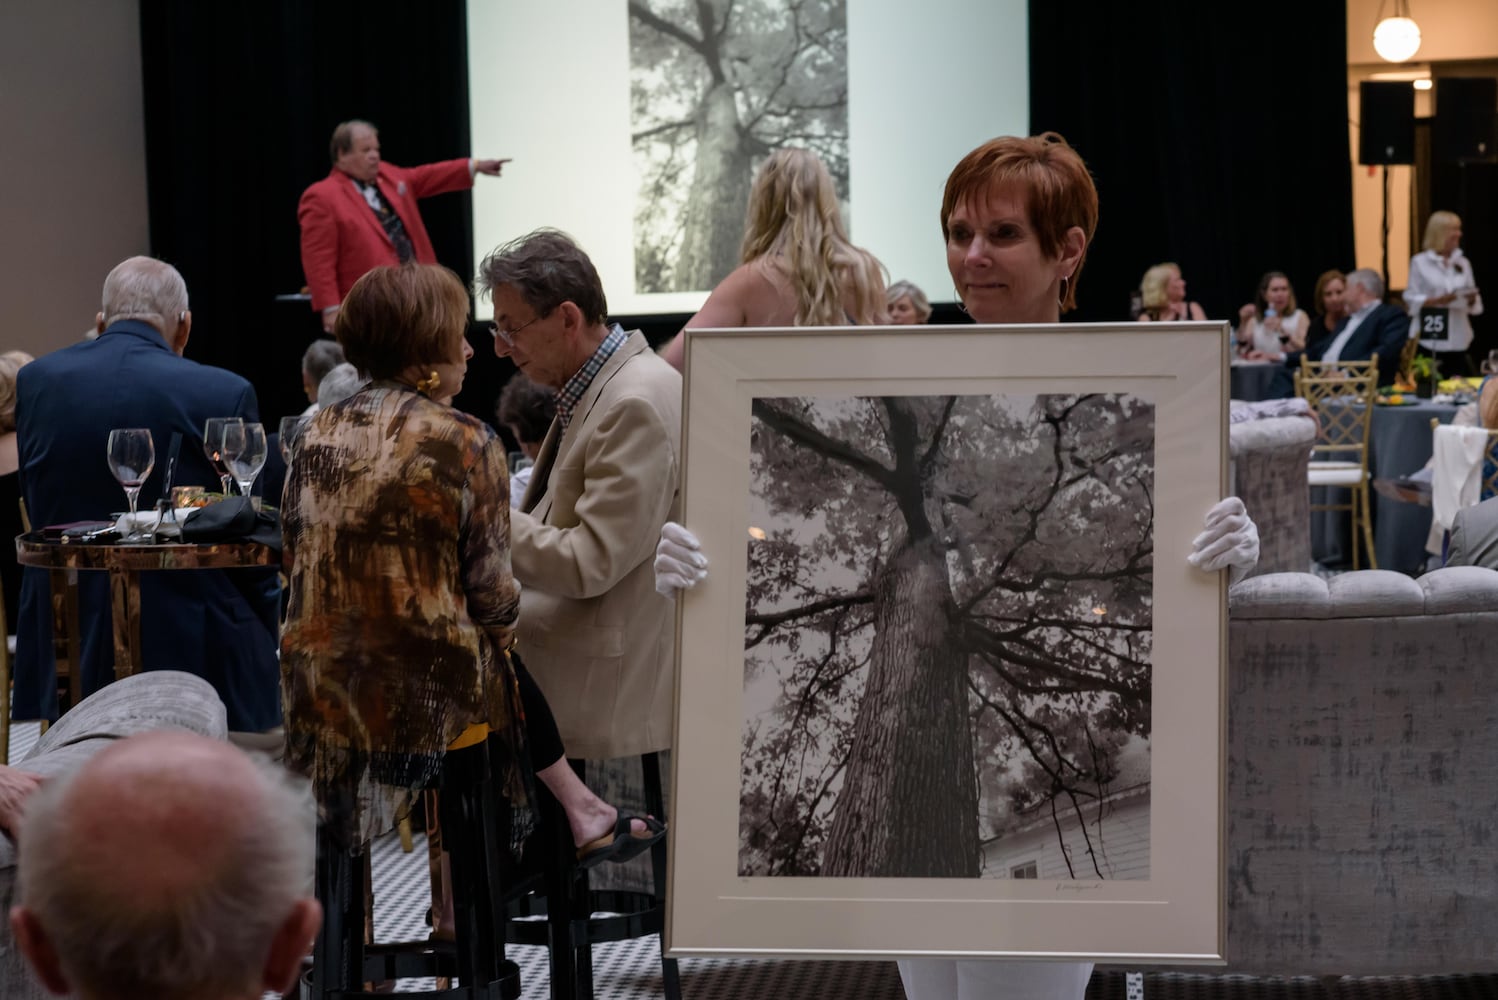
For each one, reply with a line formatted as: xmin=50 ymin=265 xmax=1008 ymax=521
xmin=655 ymin=521 xmax=708 ymax=597
xmin=1187 ymin=497 xmax=1260 ymax=584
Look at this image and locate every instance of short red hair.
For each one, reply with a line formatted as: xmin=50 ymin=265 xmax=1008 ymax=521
xmin=940 ymin=133 xmax=1099 ymax=313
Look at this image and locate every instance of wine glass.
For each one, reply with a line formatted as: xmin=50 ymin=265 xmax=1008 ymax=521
xmin=278 ymin=414 xmax=311 ymax=464
xmin=106 ymin=429 xmax=155 ymax=541
xmin=221 ymin=421 xmax=268 ymax=506
xmin=204 ymin=417 xmax=243 ymax=496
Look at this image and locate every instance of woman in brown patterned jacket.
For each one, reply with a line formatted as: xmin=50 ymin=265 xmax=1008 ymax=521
xmin=280 ymin=264 xmax=664 ymax=901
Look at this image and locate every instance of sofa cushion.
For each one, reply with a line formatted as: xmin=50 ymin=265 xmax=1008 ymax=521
xmin=1420 ymin=565 xmax=1498 ymax=613
xmin=1325 ymin=569 xmax=1426 ymax=616
xmin=1230 ymin=567 xmax=1498 ymax=619
xmin=1228 ymin=572 xmax=1329 ymax=619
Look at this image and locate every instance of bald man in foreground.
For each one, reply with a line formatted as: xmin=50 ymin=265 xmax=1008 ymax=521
xmin=9 ymin=730 xmax=321 ymax=1000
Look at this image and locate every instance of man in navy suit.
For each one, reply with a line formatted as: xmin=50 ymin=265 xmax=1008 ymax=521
xmin=1271 ymin=268 xmax=1409 ymax=396
xmin=12 ymin=257 xmax=281 ymax=732
xmin=1305 ymin=268 xmax=1410 ymax=386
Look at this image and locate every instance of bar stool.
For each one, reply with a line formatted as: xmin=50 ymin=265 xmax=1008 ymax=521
xmin=505 ymin=751 xmax=680 ymax=1000
xmin=307 ymin=735 xmax=522 ymax=999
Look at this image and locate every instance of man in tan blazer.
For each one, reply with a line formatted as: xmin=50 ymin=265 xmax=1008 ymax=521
xmin=479 ymin=229 xmax=681 ymax=761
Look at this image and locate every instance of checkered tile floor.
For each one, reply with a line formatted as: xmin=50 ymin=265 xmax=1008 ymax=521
xmin=362 ymin=830 xmax=907 ymax=998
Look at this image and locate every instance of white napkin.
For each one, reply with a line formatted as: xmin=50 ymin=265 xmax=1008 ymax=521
xmin=113 ymin=509 xmax=182 ymax=540
xmin=1431 ymin=424 xmax=1492 ymax=531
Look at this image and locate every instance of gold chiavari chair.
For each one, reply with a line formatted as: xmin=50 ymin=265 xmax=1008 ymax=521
xmin=1295 ymin=355 xmax=1379 ymax=569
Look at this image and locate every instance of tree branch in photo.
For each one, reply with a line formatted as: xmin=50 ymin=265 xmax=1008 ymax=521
xmin=752 ymin=399 xmax=898 ymax=493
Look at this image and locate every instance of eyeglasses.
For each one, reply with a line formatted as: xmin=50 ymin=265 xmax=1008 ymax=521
xmin=490 ymin=310 xmax=548 ymax=347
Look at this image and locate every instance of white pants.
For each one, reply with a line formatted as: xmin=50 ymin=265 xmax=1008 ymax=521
xmin=897 ymin=960 xmax=1094 ymax=1000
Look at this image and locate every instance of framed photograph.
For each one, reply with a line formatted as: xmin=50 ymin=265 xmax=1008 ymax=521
xmin=666 ymin=323 xmax=1229 ymax=962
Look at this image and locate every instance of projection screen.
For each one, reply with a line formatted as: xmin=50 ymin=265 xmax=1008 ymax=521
xmin=467 ymin=0 xmax=1028 ymax=319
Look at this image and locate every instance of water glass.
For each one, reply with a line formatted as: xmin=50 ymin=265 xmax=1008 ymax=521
xmin=203 ymin=417 xmax=244 ymax=496
xmin=106 ymin=428 xmax=155 ymax=541
xmin=221 ymin=421 xmax=268 ymax=506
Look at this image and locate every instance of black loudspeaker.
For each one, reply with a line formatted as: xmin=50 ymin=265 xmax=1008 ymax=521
xmin=1433 ymin=77 xmax=1498 ymax=164
xmin=1359 ymin=81 xmax=1415 ymax=165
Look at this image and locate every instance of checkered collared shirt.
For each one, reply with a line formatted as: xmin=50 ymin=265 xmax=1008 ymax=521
xmin=555 ymin=324 xmax=627 ymax=430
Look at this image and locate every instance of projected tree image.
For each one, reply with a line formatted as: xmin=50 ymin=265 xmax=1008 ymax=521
xmin=739 ymin=393 xmax=1155 ymax=879
xmin=628 ymin=0 xmax=849 ymax=294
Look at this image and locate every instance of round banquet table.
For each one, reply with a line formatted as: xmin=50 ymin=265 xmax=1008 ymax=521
xmin=1230 ymin=360 xmax=1280 ymax=402
xmin=15 ymin=534 xmax=278 ymax=708
xmin=1311 ymin=400 xmax=1460 ymax=572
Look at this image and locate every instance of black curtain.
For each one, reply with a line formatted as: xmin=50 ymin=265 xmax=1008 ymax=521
xmin=138 ymin=0 xmax=480 ymax=428
xmin=1028 ymin=2 xmax=1356 ymax=326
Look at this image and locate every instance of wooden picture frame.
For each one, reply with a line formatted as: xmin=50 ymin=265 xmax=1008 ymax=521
xmin=666 ymin=322 xmax=1230 ymax=962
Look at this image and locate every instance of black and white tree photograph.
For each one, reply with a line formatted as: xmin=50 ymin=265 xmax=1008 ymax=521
xmin=738 ymin=392 xmax=1156 ymax=880
xmin=628 ymin=0 xmax=849 ymax=293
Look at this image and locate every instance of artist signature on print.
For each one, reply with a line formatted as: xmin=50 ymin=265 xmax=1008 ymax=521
xmin=1056 ymin=882 xmax=1102 ymax=893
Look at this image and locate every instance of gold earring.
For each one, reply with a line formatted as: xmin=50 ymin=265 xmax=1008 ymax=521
xmin=416 ymin=370 xmax=441 ymax=396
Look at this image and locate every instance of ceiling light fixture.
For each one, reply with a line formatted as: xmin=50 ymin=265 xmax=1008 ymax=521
xmin=1373 ymin=0 xmax=1422 ymax=63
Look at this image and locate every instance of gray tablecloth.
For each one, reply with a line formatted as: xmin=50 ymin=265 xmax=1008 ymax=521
xmin=1311 ymin=401 xmax=1458 ymax=572
xmin=1230 ymin=362 xmax=1280 ymax=403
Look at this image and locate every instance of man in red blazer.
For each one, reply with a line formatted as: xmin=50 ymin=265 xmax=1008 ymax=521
xmin=298 ymin=119 xmax=509 ymax=332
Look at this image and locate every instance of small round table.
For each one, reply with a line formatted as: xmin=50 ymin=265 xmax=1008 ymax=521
xmin=1230 ymin=360 xmax=1280 ymax=402
xmin=15 ymin=535 xmax=278 ymax=708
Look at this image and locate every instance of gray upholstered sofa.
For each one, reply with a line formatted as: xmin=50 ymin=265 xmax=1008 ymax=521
xmin=1229 ymin=412 xmax=1314 ymax=577
xmin=1217 ymin=566 xmax=1498 ymax=976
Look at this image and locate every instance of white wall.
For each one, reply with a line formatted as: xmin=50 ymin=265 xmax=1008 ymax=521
xmin=0 ymin=0 xmax=150 ymax=359
xmin=1347 ymin=0 xmax=1498 ymax=65
xmin=1346 ymin=0 xmax=1498 ymax=290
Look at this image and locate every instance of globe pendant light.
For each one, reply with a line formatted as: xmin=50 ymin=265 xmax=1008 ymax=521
xmin=1373 ymin=0 xmax=1421 ymax=63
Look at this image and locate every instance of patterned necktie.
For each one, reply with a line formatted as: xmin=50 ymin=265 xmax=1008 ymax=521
xmin=360 ymin=181 xmax=415 ymax=263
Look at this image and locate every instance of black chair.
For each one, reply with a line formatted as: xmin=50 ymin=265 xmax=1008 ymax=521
xmin=505 ymin=751 xmax=680 ymax=1000
xmin=308 ymin=737 xmax=522 ymax=999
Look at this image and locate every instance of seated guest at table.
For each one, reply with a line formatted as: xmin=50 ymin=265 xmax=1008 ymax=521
xmin=0 ymin=350 xmax=35 ymax=631
xmin=1136 ymin=262 xmax=1206 ymax=322
xmin=299 ymin=338 xmax=346 ymax=416
xmin=12 ymin=256 xmax=282 ymax=732
xmin=316 ymin=361 xmax=364 ymax=408
xmin=10 ymin=728 xmax=320 ymax=1000
xmin=1236 ymin=271 xmax=1309 ymax=361
xmin=886 ymin=279 xmax=932 ymax=325
xmin=1305 ymin=269 xmax=1348 ymax=353
xmin=660 ymin=148 xmax=886 ymax=368
xmin=494 ymin=372 xmax=555 ymax=508
xmin=1271 ymin=268 xmax=1408 ymax=395
xmin=281 ymin=265 xmax=661 ymax=911
xmin=1404 ymin=210 xmax=1483 ymax=375
xmin=1448 ymin=497 xmax=1498 ymax=569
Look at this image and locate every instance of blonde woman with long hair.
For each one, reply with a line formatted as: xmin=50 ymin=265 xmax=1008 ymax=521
xmin=661 ymin=148 xmax=886 ymax=370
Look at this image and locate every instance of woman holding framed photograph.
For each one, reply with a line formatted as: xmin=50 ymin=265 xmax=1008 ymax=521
xmin=656 ymin=134 xmax=1257 ymax=1000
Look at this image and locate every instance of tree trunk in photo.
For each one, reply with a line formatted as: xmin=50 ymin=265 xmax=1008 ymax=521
xmin=676 ymin=80 xmax=750 ymax=290
xmin=821 ymin=533 xmax=979 ymax=877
